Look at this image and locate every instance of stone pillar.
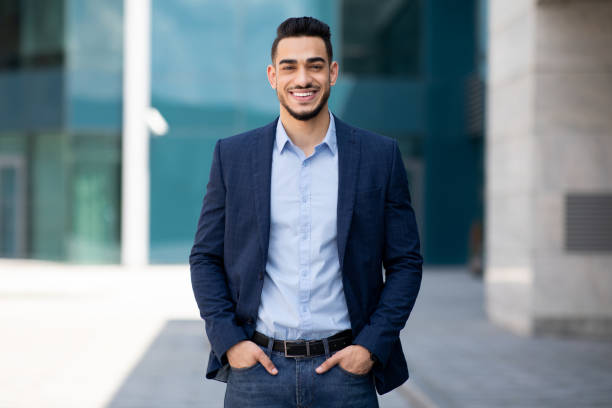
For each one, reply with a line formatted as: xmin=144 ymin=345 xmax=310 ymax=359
xmin=486 ymin=0 xmax=612 ymax=339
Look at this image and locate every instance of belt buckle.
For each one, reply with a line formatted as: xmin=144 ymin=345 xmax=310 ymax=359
xmin=283 ymin=339 xmax=311 ymax=357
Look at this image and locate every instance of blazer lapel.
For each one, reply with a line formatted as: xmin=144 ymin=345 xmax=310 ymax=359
xmin=251 ymin=118 xmax=278 ymax=265
xmin=334 ymin=115 xmax=360 ymax=270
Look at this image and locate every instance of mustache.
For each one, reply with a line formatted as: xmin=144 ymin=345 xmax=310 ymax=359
xmin=289 ymin=85 xmax=319 ymax=90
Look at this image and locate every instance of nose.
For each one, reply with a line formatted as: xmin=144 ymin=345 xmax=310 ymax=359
xmin=294 ymin=65 xmax=310 ymax=87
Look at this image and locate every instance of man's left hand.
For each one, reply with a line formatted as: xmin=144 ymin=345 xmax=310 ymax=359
xmin=315 ymin=345 xmax=374 ymax=375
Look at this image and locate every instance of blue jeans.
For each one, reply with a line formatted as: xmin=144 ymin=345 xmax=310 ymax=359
xmin=224 ymin=339 xmax=378 ymax=408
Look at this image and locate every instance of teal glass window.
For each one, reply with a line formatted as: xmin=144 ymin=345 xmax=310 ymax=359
xmin=342 ymin=0 xmax=421 ymax=77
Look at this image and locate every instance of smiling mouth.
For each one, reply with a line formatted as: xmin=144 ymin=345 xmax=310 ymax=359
xmin=289 ymin=89 xmax=318 ymax=102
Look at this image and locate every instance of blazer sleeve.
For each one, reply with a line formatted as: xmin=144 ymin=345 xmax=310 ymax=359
xmin=353 ymin=140 xmax=423 ymax=367
xmin=189 ymin=139 xmax=248 ymax=364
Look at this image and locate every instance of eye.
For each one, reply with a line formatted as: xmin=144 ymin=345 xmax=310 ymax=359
xmin=282 ymin=66 xmax=295 ymax=71
xmin=310 ymin=65 xmax=323 ymax=70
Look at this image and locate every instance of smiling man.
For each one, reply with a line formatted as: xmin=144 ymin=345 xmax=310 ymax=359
xmin=190 ymin=17 xmax=422 ymax=408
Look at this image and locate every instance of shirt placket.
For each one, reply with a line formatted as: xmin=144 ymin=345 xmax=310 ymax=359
xmin=298 ymin=157 xmax=312 ymax=334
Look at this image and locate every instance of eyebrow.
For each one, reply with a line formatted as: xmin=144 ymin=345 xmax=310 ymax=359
xmin=278 ymin=57 xmax=327 ymax=65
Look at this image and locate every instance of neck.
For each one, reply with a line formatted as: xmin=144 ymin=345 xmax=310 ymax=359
xmin=279 ymin=105 xmax=330 ymax=153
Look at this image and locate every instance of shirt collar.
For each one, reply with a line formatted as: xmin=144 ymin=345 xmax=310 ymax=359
xmin=275 ymin=111 xmax=337 ymax=156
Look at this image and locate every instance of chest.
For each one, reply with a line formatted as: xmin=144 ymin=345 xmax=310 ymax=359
xmin=269 ymin=148 xmax=338 ymax=230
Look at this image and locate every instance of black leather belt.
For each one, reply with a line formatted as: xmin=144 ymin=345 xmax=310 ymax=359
xmin=252 ymin=330 xmax=353 ymax=357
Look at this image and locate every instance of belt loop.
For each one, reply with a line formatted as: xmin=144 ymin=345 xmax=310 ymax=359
xmin=266 ymin=337 xmax=274 ymax=358
xmin=266 ymin=330 xmax=276 ymax=358
xmin=322 ymin=338 xmax=330 ymax=359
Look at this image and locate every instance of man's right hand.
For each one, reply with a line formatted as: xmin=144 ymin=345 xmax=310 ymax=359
xmin=226 ymin=340 xmax=278 ymax=375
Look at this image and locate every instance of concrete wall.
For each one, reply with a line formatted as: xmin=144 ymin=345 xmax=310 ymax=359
xmin=486 ymin=0 xmax=612 ymax=338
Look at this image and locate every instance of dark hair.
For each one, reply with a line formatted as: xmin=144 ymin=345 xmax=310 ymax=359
xmin=271 ymin=17 xmax=333 ymax=63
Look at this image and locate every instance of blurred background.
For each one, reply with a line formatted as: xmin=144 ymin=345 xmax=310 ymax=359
xmin=1 ymin=0 xmax=611 ymax=407
xmin=0 ymin=0 xmax=487 ymax=265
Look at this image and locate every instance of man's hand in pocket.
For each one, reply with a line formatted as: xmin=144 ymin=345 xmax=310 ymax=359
xmin=226 ymin=340 xmax=278 ymax=375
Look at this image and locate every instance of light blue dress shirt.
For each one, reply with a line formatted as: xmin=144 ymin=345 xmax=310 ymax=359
xmin=255 ymin=112 xmax=352 ymax=341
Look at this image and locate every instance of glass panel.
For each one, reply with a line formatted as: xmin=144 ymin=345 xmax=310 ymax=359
xmin=0 ymin=0 xmax=20 ymax=69
xmin=0 ymin=166 xmax=17 ymax=256
xmin=0 ymin=0 xmax=65 ymax=131
xmin=67 ymin=133 xmax=121 ymax=263
xmin=0 ymin=130 xmax=121 ymax=263
xmin=342 ymin=0 xmax=421 ymax=77
xmin=0 ymin=0 xmax=65 ymax=70
xmin=30 ymin=132 xmax=68 ymax=261
xmin=0 ymin=134 xmax=27 ymax=258
xmin=20 ymin=0 xmax=64 ymax=67
xmin=66 ymin=0 xmax=123 ymax=132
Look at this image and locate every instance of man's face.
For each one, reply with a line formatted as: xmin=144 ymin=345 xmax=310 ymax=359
xmin=267 ymin=36 xmax=338 ymax=121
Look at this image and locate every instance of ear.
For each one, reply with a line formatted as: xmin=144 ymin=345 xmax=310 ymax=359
xmin=267 ymin=64 xmax=277 ymax=89
xmin=329 ymin=61 xmax=339 ymax=86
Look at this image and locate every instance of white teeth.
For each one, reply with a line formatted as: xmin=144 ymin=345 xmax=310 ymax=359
xmin=293 ymin=92 xmax=313 ymax=97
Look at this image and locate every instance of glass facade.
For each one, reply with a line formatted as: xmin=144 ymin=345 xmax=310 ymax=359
xmin=0 ymin=0 xmax=483 ymax=265
xmin=0 ymin=0 xmax=122 ymax=262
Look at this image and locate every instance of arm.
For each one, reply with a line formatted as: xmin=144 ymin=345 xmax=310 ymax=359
xmin=189 ymin=140 xmax=248 ymax=365
xmin=353 ymin=140 xmax=423 ymax=367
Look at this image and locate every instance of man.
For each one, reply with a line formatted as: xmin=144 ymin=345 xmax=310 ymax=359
xmin=190 ymin=16 xmax=422 ymax=408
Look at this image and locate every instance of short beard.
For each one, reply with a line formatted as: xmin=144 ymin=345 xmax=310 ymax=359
xmin=279 ymin=86 xmax=330 ymax=121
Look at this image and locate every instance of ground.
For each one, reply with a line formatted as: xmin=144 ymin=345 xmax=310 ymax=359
xmin=1 ymin=262 xmax=610 ymax=407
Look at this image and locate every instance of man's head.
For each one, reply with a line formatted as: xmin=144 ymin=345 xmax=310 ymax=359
xmin=271 ymin=17 xmax=333 ymax=64
xmin=267 ymin=17 xmax=338 ymax=122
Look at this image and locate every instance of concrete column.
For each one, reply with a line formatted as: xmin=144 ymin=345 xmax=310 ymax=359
xmin=121 ymin=0 xmax=151 ymax=266
xmin=486 ymin=0 xmax=612 ymax=339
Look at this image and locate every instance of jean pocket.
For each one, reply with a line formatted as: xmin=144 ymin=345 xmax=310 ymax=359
xmin=230 ymin=362 xmax=261 ymax=373
xmin=336 ymin=364 xmax=370 ymax=379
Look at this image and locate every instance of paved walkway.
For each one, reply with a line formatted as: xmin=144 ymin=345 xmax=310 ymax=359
xmin=402 ymin=269 xmax=612 ymax=408
xmin=1 ymin=262 xmax=610 ymax=407
xmin=0 ymin=262 xmax=413 ymax=407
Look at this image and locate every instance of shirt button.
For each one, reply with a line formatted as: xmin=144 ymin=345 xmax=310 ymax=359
xmin=302 ymin=196 xmax=307 ymax=203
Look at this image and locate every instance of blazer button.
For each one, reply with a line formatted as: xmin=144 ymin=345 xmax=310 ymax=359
xmin=247 ymin=318 xmax=253 ymax=324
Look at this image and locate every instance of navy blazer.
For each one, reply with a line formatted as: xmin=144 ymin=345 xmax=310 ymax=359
xmin=189 ymin=115 xmax=422 ymax=395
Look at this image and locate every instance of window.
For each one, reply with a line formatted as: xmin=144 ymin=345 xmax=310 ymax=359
xmin=342 ymin=0 xmax=421 ymax=77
